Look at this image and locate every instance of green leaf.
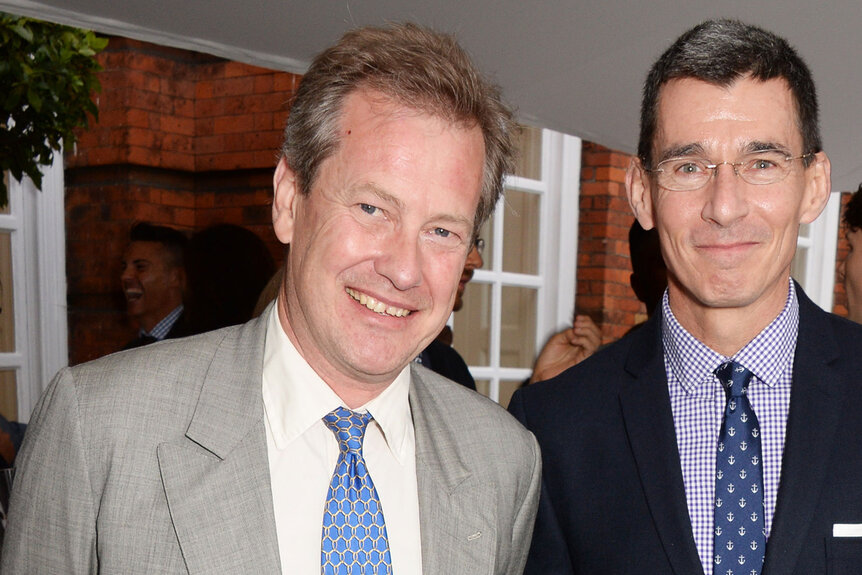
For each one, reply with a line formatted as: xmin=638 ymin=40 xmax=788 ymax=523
xmin=0 ymin=12 xmax=106 ymax=197
xmin=11 ymin=22 xmax=32 ymax=42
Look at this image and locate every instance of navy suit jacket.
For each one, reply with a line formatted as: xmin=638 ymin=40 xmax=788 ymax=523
xmin=510 ymin=286 xmax=862 ymax=574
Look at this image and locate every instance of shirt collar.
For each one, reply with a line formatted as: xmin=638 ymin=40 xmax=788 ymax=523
xmin=142 ymin=304 xmax=184 ymax=340
xmin=261 ymin=302 xmax=413 ymax=463
xmin=661 ymin=278 xmax=799 ymax=392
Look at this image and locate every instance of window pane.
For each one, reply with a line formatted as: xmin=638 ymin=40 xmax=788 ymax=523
xmin=457 ymin=282 xmax=491 ymax=366
xmin=498 ymin=379 xmax=524 ymax=410
xmin=500 ymin=286 xmax=536 ymax=368
xmin=0 ymin=370 xmax=16 ymax=421
xmin=0 ymin=232 xmax=13 ymax=353
xmin=502 ymin=189 xmax=540 ymax=275
xmin=514 ymin=125 xmax=542 ymax=180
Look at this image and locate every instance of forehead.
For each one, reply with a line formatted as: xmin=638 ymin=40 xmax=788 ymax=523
xmin=654 ymin=76 xmax=802 ymax=156
xmin=124 ymin=241 xmax=170 ymax=264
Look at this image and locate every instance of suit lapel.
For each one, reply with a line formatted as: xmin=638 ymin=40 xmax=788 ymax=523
xmin=410 ymin=368 xmax=497 ymax=574
xmin=158 ymin=313 xmax=282 ymax=574
xmin=618 ymin=317 xmax=705 ymax=575
xmin=763 ymin=291 xmax=843 ymax=574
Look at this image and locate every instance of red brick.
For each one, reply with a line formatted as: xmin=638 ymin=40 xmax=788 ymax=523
xmin=213 ymin=114 xmax=256 ymax=135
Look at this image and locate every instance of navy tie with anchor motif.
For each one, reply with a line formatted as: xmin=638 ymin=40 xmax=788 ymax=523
xmin=713 ymin=361 xmax=765 ymax=575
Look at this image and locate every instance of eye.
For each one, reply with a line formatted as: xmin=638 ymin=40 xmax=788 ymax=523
xmin=750 ymin=158 xmax=778 ymax=170
xmin=434 ymin=227 xmax=451 ymax=238
xmin=359 ymin=203 xmax=379 ymax=215
xmin=674 ymin=161 xmax=704 ymax=175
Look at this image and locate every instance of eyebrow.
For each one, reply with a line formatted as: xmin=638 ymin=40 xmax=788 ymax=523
xmin=359 ymin=183 xmax=405 ymax=211
xmin=656 ymin=140 xmax=794 ymax=164
xmin=358 ymin=183 xmax=474 ymax=231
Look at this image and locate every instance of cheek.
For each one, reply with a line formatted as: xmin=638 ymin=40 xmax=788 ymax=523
xmin=430 ymin=254 xmax=467 ymax=297
xmin=848 ymin=251 xmax=862 ymax=277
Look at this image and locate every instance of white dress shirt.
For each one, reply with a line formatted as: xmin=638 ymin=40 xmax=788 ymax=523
xmin=262 ymin=304 xmax=423 ymax=574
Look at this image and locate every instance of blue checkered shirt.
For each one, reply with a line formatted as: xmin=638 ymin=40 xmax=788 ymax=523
xmin=662 ymin=280 xmax=797 ymax=575
xmin=141 ymin=305 xmax=184 ymax=341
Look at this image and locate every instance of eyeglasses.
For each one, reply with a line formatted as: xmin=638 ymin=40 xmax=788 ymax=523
xmin=473 ymin=237 xmax=485 ymax=255
xmin=646 ymin=150 xmax=811 ymax=192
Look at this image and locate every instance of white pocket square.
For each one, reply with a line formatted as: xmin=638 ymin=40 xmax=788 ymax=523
xmin=833 ymin=524 xmax=862 ymax=537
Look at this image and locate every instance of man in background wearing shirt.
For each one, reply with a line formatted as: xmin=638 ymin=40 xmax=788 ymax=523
xmin=120 ymin=221 xmax=188 ymax=348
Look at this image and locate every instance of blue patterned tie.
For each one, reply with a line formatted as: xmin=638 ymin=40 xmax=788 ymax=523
xmin=713 ymin=362 xmax=765 ymax=575
xmin=321 ymin=407 xmax=393 ymax=575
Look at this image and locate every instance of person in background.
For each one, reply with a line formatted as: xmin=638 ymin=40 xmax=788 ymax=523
xmin=511 ymin=19 xmax=859 ymax=575
xmin=0 ymin=414 xmax=24 ymax=469
xmin=839 ymin=183 xmax=862 ymax=323
xmin=120 ymin=222 xmax=188 ymax=349
xmin=183 ymin=223 xmax=275 ymax=335
xmin=528 ymin=220 xmax=664 ymax=384
xmin=2 ymin=23 xmax=540 ymax=574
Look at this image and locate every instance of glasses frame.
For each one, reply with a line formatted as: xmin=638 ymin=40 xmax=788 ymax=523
xmin=646 ymin=151 xmax=812 ymax=192
xmin=473 ymin=237 xmax=485 ymax=255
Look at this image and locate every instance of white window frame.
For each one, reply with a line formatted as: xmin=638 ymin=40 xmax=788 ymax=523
xmin=458 ymin=129 xmax=581 ymax=402
xmin=0 ymin=154 xmax=68 ymax=422
xmin=794 ymin=191 xmax=841 ymax=311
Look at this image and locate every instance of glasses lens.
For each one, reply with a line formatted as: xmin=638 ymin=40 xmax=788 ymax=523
xmin=656 ymin=158 xmax=710 ymax=191
xmin=738 ymin=152 xmax=792 ymax=185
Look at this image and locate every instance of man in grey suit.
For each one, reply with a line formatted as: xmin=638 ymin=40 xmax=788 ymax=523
xmin=2 ymin=23 xmax=541 ymax=574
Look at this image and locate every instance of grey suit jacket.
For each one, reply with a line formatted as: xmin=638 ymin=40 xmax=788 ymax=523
xmin=1 ymin=309 xmax=540 ymax=574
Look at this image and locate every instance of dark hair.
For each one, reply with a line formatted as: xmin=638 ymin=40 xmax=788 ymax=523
xmin=281 ymin=22 xmax=516 ymax=231
xmin=628 ymin=219 xmax=662 ymax=278
xmin=128 ymin=222 xmax=187 ymax=269
xmin=638 ymin=19 xmax=820 ymax=170
xmin=183 ymin=224 xmax=276 ymax=334
xmin=843 ymin=184 xmax=862 ymax=231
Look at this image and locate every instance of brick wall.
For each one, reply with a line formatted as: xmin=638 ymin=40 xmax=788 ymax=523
xmin=66 ymin=37 xmax=296 ymax=364
xmin=576 ymin=142 xmax=643 ymax=342
xmin=833 ymin=191 xmax=851 ymax=317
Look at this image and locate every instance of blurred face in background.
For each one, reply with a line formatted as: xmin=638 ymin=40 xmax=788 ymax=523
xmin=121 ymin=241 xmax=184 ymax=332
xmin=840 ymin=227 xmax=862 ymax=323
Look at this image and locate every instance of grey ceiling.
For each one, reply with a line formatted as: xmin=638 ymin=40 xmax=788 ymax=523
xmin=3 ymin=0 xmax=861 ymax=193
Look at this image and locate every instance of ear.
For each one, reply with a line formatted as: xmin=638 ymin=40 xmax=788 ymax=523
xmin=626 ymin=157 xmax=656 ymax=230
xmin=272 ymin=157 xmax=300 ymax=245
xmin=799 ymin=151 xmax=832 ymax=225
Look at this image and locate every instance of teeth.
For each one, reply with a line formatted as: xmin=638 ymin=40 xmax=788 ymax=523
xmin=346 ymin=288 xmax=411 ymax=317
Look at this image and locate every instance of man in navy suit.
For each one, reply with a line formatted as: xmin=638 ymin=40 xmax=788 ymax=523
xmin=511 ymin=19 xmax=862 ymax=574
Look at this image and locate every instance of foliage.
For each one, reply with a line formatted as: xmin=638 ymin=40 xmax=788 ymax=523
xmin=0 ymin=13 xmax=107 ymax=207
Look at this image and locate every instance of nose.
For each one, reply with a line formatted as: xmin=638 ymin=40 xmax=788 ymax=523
xmin=374 ymin=234 xmax=423 ymax=291
xmin=465 ymin=244 xmax=483 ymax=271
xmin=120 ymin=263 xmax=134 ymax=283
xmin=701 ymin=162 xmax=749 ymax=226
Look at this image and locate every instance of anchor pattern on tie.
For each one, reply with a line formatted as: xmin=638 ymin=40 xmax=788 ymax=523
xmin=713 ymin=362 xmax=765 ymax=575
xmin=321 ymin=407 xmax=393 ymax=575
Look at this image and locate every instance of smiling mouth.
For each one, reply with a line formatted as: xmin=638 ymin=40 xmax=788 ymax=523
xmin=124 ymin=289 xmax=143 ymax=302
xmin=345 ymin=288 xmax=412 ymax=317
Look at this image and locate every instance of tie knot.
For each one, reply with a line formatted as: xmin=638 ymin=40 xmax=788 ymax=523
xmin=715 ymin=361 xmax=753 ymax=399
xmin=323 ymin=407 xmax=373 ymax=454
